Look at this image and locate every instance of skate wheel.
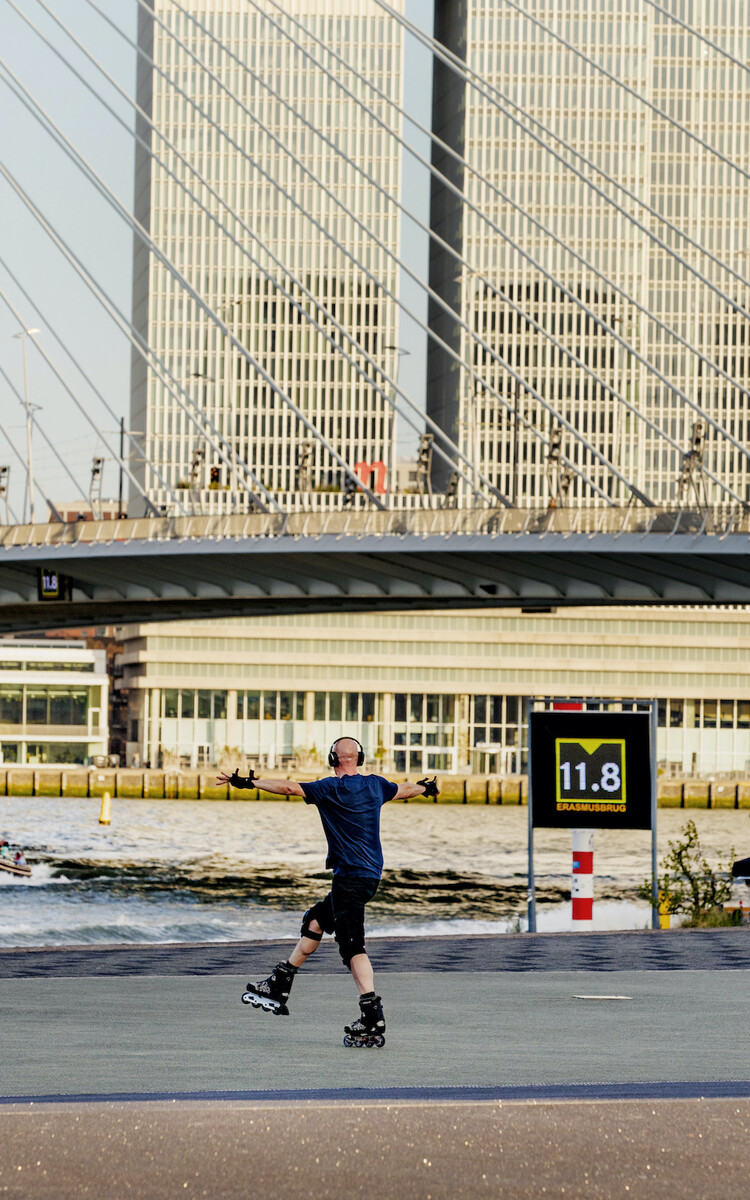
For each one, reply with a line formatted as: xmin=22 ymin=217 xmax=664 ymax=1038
xmin=343 ymin=1035 xmax=354 ymax=1047
xmin=374 ymin=1035 xmax=385 ymax=1048
xmin=241 ymin=992 xmax=255 ymax=1005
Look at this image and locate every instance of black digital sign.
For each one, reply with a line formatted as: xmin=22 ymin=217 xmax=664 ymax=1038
xmin=529 ymin=710 xmax=653 ymax=830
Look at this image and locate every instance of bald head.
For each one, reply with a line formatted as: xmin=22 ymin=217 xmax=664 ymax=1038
xmin=331 ymin=737 xmax=362 ymax=773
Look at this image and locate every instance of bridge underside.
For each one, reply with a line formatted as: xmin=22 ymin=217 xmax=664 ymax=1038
xmin=1 ymin=529 xmax=750 ymax=633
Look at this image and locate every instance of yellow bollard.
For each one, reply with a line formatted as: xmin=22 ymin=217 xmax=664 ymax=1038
xmin=658 ymin=890 xmax=671 ymax=930
xmin=99 ymin=791 xmax=111 ymax=825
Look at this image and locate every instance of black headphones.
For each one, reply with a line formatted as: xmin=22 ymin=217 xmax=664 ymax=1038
xmin=328 ymin=736 xmax=365 ymax=768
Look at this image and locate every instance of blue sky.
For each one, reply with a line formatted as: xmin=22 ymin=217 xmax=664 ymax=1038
xmin=0 ymin=0 xmax=432 ymax=520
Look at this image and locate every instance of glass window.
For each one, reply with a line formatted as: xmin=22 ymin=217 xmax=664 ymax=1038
xmin=129 ymin=719 xmax=139 ymax=742
xmin=70 ymin=690 xmax=87 ymax=725
xmin=410 ymin=732 xmax=421 ymax=746
xmin=329 ymin=693 xmax=342 ymax=722
xmin=490 ymin=696 xmax=503 ymax=724
xmin=263 ymin=692 xmax=276 ymax=720
xmin=506 ymin=696 xmax=519 ymax=724
xmin=164 ymin=690 xmax=178 ymax=719
xmin=658 ymin=701 xmax=667 ymax=728
xmin=279 ymin=692 xmax=293 ymax=720
xmin=474 ymin=695 xmax=486 ymax=724
xmin=669 ymin=700 xmax=683 ymax=728
xmin=426 ymin=695 xmax=439 ymax=723
xmin=295 ymin=693 xmax=305 ymax=721
xmin=49 ymin=691 xmax=72 ymax=725
xmin=703 ymin=700 xmax=717 ymax=729
xmin=394 ymin=750 xmax=406 ymax=771
xmin=181 ymin=690 xmax=194 ymax=718
xmin=246 ymin=691 xmax=260 ymax=720
xmin=0 ymin=742 xmax=19 ymax=762
xmin=0 ymin=689 xmax=22 ymax=723
xmin=198 ymin=690 xmax=212 ymax=719
xmin=346 ymin=692 xmax=359 ymax=722
xmin=720 ymin=700 xmax=733 ymax=729
xmin=738 ymin=702 xmax=750 ymax=728
xmin=394 ymin=694 xmax=406 ymax=722
xmin=314 ymin=692 xmax=326 ymax=721
xmin=394 ymin=731 xmax=406 ymax=745
xmin=410 ymin=694 xmax=422 ymax=722
xmin=213 ymin=691 xmax=227 ymax=720
xmin=361 ymin=693 xmax=375 ymax=723
xmin=26 ymin=690 xmax=48 ymax=724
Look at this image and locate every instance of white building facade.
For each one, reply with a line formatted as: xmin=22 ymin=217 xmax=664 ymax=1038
xmin=132 ymin=0 xmax=405 ymax=514
xmin=0 ymin=640 xmax=109 ymax=765
xmin=119 ymin=607 xmax=750 ymax=777
xmin=432 ymin=0 xmax=750 ymax=507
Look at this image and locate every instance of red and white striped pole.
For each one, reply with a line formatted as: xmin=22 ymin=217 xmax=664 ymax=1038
xmin=571 ymin=829 xmax=594 ymax=926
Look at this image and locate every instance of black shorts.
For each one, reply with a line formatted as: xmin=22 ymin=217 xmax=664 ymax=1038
xmin=307 ymin=874 xmax=380 ymax=966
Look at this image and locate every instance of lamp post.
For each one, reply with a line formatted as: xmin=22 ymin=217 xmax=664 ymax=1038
xmin=384 ymin=344 xmax=409 ymax=495
xmin=13 ymin=328 xmax=40 ymax=523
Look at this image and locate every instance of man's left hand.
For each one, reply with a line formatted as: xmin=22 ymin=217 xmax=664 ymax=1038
xmin=417 ymin=775 xmax=440 ymax=798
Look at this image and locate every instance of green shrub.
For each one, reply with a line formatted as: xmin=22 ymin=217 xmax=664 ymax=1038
xmin=638 ymin=818 xmax=736 ymax=921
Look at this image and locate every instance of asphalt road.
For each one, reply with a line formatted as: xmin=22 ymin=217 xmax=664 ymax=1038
xmin=1 ymin=931 xmax=748 ymax=1198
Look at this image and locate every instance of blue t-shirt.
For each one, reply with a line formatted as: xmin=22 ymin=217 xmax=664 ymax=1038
xmin=300 ymin=773 xmax=399 ymax=878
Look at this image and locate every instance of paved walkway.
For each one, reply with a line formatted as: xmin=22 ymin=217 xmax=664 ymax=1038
xmin=1 ymin=930 xmax=748 ymax=1197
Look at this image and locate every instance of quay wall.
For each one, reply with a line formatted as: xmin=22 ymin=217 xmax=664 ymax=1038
xmin=1 ymin=768 xmax=749 ymax=808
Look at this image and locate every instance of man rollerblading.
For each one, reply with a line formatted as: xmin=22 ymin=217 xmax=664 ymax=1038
xmin=242 ymin=960 xmax=297 ymax=1016
xmin=343 ymin=991 xmax=386 ymax=1048
xmin=219 ymin=740 xmax=438 ymax=1044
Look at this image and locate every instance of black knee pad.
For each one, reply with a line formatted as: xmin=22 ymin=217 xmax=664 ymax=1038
xmin=301 ymin=899 xmax=334 ymax=941
xmin=334 ymin=911 xmax=366 ymax=968
xmin=300 ymin=908 xmax=322 ymax=942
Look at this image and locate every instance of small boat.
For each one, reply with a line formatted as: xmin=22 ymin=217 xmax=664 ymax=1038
xmin=0 ymin=857 xmax=31 ymax=878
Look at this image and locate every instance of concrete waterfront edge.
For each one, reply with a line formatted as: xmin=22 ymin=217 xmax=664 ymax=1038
xmin=0 ymin=767 xmax=748 ymax=806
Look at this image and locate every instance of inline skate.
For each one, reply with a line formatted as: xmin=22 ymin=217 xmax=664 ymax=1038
xmin=343 ymin=992 xmax=386 ymax=1048
xmin=241 ymin=961 xmax=296 ymax=1016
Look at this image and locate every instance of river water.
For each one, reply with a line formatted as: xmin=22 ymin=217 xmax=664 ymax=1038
xmin=0 ymin=796 xmax=748 ymax=947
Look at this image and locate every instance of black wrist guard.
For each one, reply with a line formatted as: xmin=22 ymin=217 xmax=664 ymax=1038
xmin=229 ymin=768 xmax=258 ymax=789
xmin=417 ymin=775 xmax=439 ymax=798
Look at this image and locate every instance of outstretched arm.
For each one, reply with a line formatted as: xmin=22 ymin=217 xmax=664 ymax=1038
xmin=216 ymin=769 xmax=305 ymax=797
xmin=393 ymin=776 xmax=440 ymax=800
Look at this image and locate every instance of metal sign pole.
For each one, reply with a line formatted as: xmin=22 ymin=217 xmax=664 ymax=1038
xmin=526 ymin=697 xmax=537 ymax=932
xmin=650 ymin=698 xmax=659 ymax=930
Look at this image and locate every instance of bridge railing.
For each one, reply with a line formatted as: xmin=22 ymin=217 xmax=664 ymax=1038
xmin=0 ymin=505 xmax=748 ymax=549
